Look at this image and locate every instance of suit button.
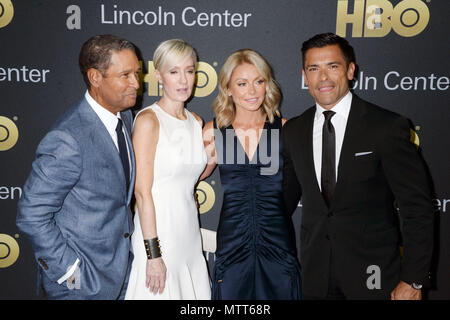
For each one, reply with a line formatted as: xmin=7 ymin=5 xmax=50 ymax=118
xmin=327 ymin=212 xmax=334 ymax=217
xmin=38 ymin=258 xmax=49 ymax=270
xmin=124 ymin=233 xmax=130 ymax=238
xmin=325 ymin=235 xmax=330 ymax=240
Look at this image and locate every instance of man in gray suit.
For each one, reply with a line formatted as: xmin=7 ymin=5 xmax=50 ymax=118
xmin=16 ymin=34 xmax=139 ymax=299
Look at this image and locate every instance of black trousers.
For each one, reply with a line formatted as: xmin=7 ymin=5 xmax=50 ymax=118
xmin=304 ymin=247 xmax=346 ymax=300
xmin=303 ymin=276 xmax=346 ymax=300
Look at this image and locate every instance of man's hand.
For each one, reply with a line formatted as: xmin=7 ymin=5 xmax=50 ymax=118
xmin=391 ymin=281 xmax=422 ymax=300
xmin=68 ymin=275 xmax=76 ymax=285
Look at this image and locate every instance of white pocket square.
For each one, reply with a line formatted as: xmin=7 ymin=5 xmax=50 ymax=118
xmin=354 ymin=151 xmax=373 ymax=157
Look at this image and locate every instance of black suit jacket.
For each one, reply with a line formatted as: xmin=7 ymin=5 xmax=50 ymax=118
xmin=282 ymin=94 xmax=434 ymax=299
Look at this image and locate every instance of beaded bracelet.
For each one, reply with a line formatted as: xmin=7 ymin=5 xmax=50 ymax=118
xmin=143 ymin=237 xmax=162 ymax=259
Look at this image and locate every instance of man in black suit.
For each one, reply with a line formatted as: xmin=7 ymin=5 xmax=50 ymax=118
xmin=282 ymin=33 xmax=434 ymax=300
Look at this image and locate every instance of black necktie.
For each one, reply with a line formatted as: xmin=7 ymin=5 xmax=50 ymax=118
xmin=321 ymin=110 xmax=336 ymax=207
xmin=116 ymin=118 xmax=130 ymax=191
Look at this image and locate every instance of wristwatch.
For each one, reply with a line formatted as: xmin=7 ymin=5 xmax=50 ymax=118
xmin=409 ymin=282 xmax=423 ymax=290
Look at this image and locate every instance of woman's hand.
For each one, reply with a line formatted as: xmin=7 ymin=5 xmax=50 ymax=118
xmin=146 ymin=257 xmax=167 ymax=294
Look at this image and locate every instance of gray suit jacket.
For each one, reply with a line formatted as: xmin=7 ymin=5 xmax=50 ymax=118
xmin=17 ymin=97 xmax=136 ymax=299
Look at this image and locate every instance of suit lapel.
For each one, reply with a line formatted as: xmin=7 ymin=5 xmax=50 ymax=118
xmin=78 ymin=100 xmax=128 ymax=193
xmin=302 ymin=107 xmax=329 ymax=211
xmin=304 ymin=108 xmax=322 ymax=196
xmin=330 ymin=95 xmax=368 ymax=210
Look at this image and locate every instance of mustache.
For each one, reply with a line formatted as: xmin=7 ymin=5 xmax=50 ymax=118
xmin=317 ymin=81 xmax=335 ymax=88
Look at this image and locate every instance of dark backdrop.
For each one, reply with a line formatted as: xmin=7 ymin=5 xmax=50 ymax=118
xmin=0 ymin=0 xmax=448 ymax=299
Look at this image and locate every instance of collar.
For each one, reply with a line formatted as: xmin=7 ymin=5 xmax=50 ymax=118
xmin=85 ymin=90 xmax=122 ymax=135
xmin=314 ymin=91 xmax=352 ymax=121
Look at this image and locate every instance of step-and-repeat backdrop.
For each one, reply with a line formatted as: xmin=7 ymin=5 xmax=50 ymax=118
xmin=1 ymin=0 xmax=448 ymax=299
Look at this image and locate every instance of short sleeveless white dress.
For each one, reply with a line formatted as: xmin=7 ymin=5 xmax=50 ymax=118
xmin=125 ymin=103 xmax=211 ymax=300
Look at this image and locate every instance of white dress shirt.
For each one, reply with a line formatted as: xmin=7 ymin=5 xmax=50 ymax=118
xmin=312 ymin=91 xmax=352 ymax=190
xmin=56 ymin=91 xmax=131 ymax=284
xmin=85 ymin=91 xmax=131 ymax=176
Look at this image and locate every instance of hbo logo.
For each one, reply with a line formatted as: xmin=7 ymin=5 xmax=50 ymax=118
xmin=0 ymin=234 xmax=20 ymax=268
xmin=142 ymin=61 xmax=218 ymax=98
xmin=336 ymin=0 xmax=430 ymax=37
xmin=0 ymin=116 xmax=19 ymax=151
xmin=196 ymin=181 xmax=216 ymax=214
xmin=0 ymin=0 xmax=14 ymax=28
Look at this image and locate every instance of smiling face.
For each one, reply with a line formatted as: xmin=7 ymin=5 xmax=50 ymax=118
xmin=91 ymin=49 xmax=140 ymax=114
xmin=156 ymin=55 xmax=196 ymax=103
xmin=227 ymin=62 xmax=266 ymax=113
xmin=302 ymin=44 xmax=355 ymax=110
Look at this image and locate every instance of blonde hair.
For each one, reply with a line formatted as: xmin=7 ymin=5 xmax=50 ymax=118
xmin=213 ymin=49 xmax=281 ymax=129
xmin=153 ymin=39 xmax=197 ymax=71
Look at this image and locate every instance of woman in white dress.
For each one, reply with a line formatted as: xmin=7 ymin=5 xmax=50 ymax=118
xmin=125 ymin=39 xmax=211 ymax=300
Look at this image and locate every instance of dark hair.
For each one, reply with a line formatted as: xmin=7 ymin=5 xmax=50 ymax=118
xmin=79 ymin=34 xmax=136 ymax=88
xmin=301 ymin=32 xmax=356 ymax=69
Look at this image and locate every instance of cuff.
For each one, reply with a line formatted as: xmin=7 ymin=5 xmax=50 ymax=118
xmin=56 ymin=258 xmax=80 ymax=284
